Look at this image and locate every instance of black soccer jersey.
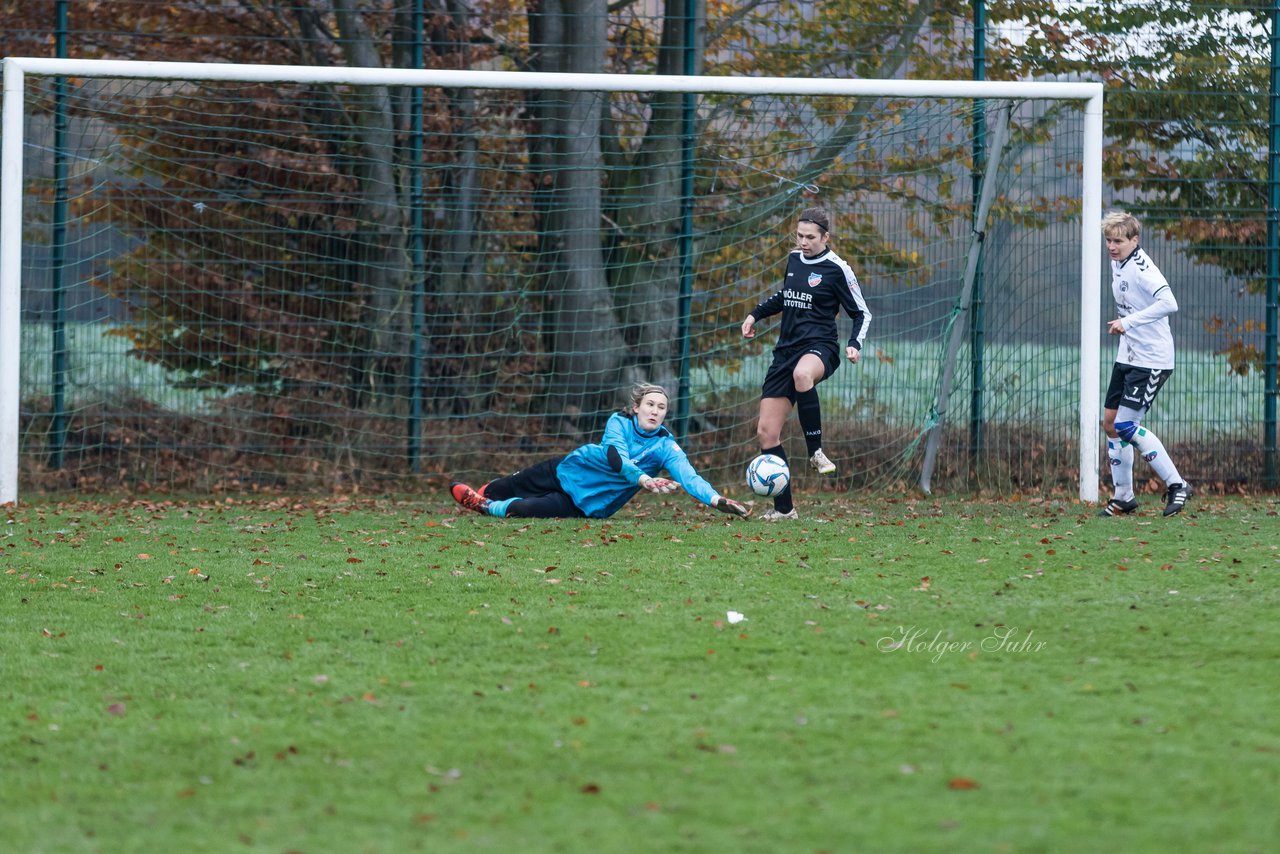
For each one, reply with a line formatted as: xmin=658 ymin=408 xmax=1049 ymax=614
xmin=751 ymin=248 xmax=871 ymax=353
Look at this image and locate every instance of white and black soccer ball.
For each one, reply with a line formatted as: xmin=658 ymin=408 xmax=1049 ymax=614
xmin=746 ymin=453 xmax=790 ymax=497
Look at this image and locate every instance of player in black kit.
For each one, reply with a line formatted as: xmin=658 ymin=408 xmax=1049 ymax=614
xmin=740 ymin=207 xmax=872 ymax=521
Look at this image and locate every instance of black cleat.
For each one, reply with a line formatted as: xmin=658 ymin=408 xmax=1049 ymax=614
xmin=1098 ymin=497 xmax=1139 ymax=517
xmin=1162 ymin=483 xmax=1193 ymax=517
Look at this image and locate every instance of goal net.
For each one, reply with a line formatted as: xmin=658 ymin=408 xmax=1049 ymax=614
xmin=1 ymin=58 xmax=1102 ymax=504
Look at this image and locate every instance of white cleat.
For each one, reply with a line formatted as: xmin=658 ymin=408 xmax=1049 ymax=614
xmin=809 ymin=448 xmax=836 ymax=475
xmin=759 ymin=508 xmax=799 ymax=521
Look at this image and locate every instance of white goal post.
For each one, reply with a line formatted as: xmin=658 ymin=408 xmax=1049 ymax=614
xmin=0 ymin=56 xmax=1103 ymax=505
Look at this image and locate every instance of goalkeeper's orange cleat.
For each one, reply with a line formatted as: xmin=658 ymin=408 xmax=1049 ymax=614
xmin=450 ymin=482 xmax=491 ymax=515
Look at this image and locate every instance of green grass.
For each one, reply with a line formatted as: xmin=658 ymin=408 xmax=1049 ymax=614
xmin=3 ymin=495 xmax=1278 ymax=853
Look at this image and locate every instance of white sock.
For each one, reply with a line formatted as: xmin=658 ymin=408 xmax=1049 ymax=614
xmin=1107 ymin=438 xmax=1135 ymax=501
xmin=1130 ymin=426 xmax=1184 ymax=487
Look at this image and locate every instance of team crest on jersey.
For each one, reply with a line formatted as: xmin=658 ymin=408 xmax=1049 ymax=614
xmin=807 ymin=272 xmax=822 ymax=287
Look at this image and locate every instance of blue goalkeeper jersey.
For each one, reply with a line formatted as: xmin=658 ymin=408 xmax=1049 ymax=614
xmin=556 ymin=412 xmax=719 ymax=518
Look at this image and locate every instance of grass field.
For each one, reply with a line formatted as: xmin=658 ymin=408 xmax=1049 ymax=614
xmin=3 ymin=493 xmax=1278 ymax=853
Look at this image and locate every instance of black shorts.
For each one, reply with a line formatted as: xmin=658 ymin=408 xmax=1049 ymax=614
xmin=1104 ymin=363 xmax=1172 ymax=412
xmin=482 ymin=455 xmax=585 ymax=519
xmin=761 ymin=342 xmax=840 ymax=402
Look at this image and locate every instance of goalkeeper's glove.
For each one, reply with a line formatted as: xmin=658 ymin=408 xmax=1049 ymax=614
xmin=713 ymin=496 xmax=750 ymax=518
xmin=639 ymin=475 xmax=680 ymax=495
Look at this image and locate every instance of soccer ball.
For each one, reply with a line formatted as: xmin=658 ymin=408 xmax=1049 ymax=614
xmin=746 ymin=453 xmax=790 ymax=497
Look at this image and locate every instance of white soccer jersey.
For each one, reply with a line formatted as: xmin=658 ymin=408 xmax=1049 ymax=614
xmin=1111 ymin=246 xmax=1177 ymax=370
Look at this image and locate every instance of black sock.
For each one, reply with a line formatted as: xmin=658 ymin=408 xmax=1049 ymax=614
xmin=796 ymin=388 xmax=823 ymax=456
xmin=762 ymin=444 xmax=793 ymax=514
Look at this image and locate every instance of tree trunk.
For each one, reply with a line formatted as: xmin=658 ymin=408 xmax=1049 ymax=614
xmin=528 ymin=0 xmax=627 ymax=425
xmin=333 ymin=0 xmax=410 ymax=410
xmin=429 ymin=0 xmax=485 ymax=414
xmin=609 ymin=0 xmax=703 ymax=395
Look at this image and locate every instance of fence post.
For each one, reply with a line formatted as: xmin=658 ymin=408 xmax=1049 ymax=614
xmin=49 ymin=0 xmax=70 ymax=470
xmin=674 ymin=0 xmax=700 ymax=443
xmin=969 ymin=0 xmax=988 ymax=475
xmin=1267 ymin=0 xmax=1279 ymax=487
xmin=407 ymin=0 xmax=426 ymax=473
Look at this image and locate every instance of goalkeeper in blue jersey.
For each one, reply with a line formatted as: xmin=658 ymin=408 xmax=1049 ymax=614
xmin=450 ymin=383 xmax=750 ymax=520
xmin=740 ymin=207 xmax=872 ymax=521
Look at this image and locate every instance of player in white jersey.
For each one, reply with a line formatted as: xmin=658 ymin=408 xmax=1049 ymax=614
xmin=1098 ymin=211 xmax=1192 ymax=517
